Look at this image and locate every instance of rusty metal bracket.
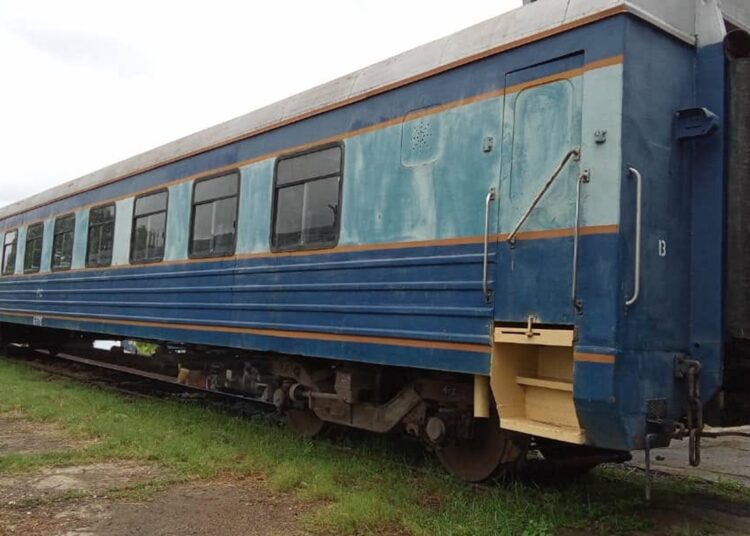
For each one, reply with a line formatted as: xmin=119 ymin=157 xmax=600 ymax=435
xmin=674 ymin=356 xmax=703 ymax=467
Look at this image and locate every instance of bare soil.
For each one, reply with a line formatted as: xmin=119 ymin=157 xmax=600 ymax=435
xmin=0 ymin=462 xmax=162 ymax=505
xmin=87 ymin=479 xmax=314 ymax=536
xmin=631 ymin=436 xmax=750 ymax=486
xmin=0 ymin=467 xmax=315 ymax=536
xmin=0 ymin=415 xmax=315 ymax=535
xmin=0 ymin=412 xmax=93 ymax=455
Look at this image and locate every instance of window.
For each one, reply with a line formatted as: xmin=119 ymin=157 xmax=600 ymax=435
xmin=51 ymin=214 xmax=75 ymax=271
xmin=272 ymin=144 xmax=342 ymax=251
xmin=2 ymin=230 xmax=17 ymax=275
xmin=189 ymin=173 xmax=239 ymax=257
xmin=23 ymin=223 xmax=44 ymax=273
xmin=86 ymin=204 xmax=115 ymax=267
xmin=131 ymin=190 xmax=168 ymax=263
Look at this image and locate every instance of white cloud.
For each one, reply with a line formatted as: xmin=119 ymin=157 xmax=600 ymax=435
xmin=0 ymin=0 xmax=520 ymax=207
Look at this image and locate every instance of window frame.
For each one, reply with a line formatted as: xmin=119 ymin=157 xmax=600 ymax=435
xmin=130 ymin=189 xmax=169 ymax=265
xmin=23 ymin=221 xmax=45 ymax=274
xmin=51 ymin=213 xmax=76 ymax=272
xmin=270 ymin=142 xmax=344 ymax=253
xmin=188 ymin=171 xmax=240 ymax=259
xmin=1 ymin=228 xmax=18 ymax=276
xmin=85 ymin=203 xmax=117 ymax=268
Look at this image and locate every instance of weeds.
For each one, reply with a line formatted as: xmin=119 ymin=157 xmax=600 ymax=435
xmin=0 ymin=358 xmax=747 ymax=535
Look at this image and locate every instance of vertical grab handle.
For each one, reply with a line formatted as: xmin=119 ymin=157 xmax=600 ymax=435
xmin=483 ymin=187 xmax=496 ymax=302
xmin=571 ymin=169 xmax=590 ymax=311
xmin=625 ymin=167 xmax=642 ymax=307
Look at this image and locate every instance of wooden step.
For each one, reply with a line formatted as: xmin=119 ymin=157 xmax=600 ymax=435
xmin=515 ymin=376 xmax=573 ymax=392
xmin=494 ymin=326 xmax=574 ymax=347
xmin=500 ymin=417 xmax=586 ymax=444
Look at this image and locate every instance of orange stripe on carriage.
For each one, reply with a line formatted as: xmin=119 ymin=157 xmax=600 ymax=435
xmin=0 ymin=309 xmax=490 ymax=354
xmin=574 ymin=353 xmax=616 ymax=364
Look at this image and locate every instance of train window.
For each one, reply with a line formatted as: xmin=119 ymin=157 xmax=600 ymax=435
xmin=189 ymin=173 xmax=239 ymax=258
xmin=131 ymin=190 xmax=168 ymax=263
xmin=2 ymin=229 xmax=17 ymax=275
xmin=272 ymin=144 xmax=342 ymax=251
xmin=86 ymin=204 xmax=116 ymax=267
xmin=23 ymin=222 xmax=44 ymax=273
xmin=51 ymin=214 xmax=75 ymax=271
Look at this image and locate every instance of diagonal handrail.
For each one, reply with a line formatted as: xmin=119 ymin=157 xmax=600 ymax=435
xmin=507 ymin=147 xmax=580 ymax=245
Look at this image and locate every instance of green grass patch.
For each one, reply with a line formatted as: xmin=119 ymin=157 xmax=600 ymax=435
xmin=0 ymin=358 xmax=747 ymax=535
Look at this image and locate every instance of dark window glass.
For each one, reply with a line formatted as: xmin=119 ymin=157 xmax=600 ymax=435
xmin=272 ymin=145 xmax=342 ymax=250
xmin=189 ymin=173 xmax=238 ymax=257
xmin=134 ymin=191 xmax=168 ymax=217
xmin=86 ymin=204 xmax=115 ymax=267
xmin=2 ymin=230 xmax=17 ymax=275
xmin=23 ymin=223 xmax=44 ymax=273
xmin=276 ymin=146 xmax=341 ymax=185
xmin=52 ymin=214 xmax=75 ymax=271
xmin=131 ymin=191 xmax=168 ymax=263
xmin=194 ymin=174 xmax=238 ymax=203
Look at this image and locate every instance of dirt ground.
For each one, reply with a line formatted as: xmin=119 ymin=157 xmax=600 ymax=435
xmin=0 ymin=476 xmax=314 ymax=536
xmin=631 ymin=435 xmax=750 ymax=485
xmin=0 ymin=466 xmax=315 ymax=536
xmin=0 ymin=414 xmax=315 ymax=536
xmin=0 ymin=412 xmax=94 ymax=455
xmin=1 ymin=412 xmax=750 ymax=535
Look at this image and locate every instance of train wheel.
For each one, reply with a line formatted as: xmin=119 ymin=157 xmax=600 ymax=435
xmin=286 ymin=409 xmax=327 ymax=439
xmin=435 ymin=414 xmax=527 ymax=482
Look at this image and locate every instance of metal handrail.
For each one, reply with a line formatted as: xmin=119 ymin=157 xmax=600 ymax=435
xmin=507 ymin=147 xmax=580 ymax=245
xmin=625 ymin=167 xmax=642 ymax=307
xmin=482 ymin=187 xmax=496 ymax=301
xmin=571 ymin=168 xmax=590 ymax=311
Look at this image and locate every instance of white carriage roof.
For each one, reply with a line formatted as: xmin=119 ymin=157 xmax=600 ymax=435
xmin=1 ymin=0 xmax=744 ymax=220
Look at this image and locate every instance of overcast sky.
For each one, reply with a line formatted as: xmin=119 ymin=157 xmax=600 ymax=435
xmin=0 ymin=0 xmax=521 ymax=209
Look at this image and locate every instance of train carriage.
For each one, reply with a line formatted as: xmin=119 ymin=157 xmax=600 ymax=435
xmin=1 ymin=0 xmax=749 ymax=481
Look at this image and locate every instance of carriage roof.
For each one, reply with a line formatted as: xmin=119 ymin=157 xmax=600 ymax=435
xmin=1 ymin=0 xmax=744 ymax=221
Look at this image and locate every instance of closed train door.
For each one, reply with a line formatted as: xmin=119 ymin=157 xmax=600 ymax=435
xmin=494 ymin=54 xmax=584 ymax=325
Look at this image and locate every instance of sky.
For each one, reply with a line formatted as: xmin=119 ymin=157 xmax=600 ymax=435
xmin=0 ymin=0 xmax=521 ymax=209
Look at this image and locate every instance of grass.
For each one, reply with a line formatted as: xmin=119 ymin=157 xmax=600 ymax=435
xmin=0 ymin=358 xmax=748 ymax=535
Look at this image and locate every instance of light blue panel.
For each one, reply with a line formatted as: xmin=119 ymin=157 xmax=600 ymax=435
xmin=14 ymin=226 xmax=26 ymax=274
xmin=499 ymin=76 xmax=583 ymax=233
xmin=164 ymin=182 xmax=191 ymax=261
xmin=340 ymin=97 xmax=504 ymax=245
xmin=579 ymin=64 xmax=623 ymax=227
xmin=236 ymin=160 xmax=273 ymax=254
xmin=112 ymin=198 xmax=134 ymax=265
xmin=40 ymin=218 xmax=54 ymax=273
xmin=497 ymin=68 xmax=623 ymax=233
xmin=71 ymin=209 xmax=89 ymax=269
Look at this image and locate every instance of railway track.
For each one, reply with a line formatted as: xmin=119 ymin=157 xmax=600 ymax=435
xmin=2 ymin=346 xmax=277 ymax=420
xmin=2 ymin=346 xmax=634 ymax=485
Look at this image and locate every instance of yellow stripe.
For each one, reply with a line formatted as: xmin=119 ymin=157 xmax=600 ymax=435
xmin=0 ymin=309 xmax=489 ymax=354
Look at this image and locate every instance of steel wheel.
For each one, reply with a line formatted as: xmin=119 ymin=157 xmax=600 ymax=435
xmin=286 ymin=409 xmax=327 ymax=439
xmin=435 ymin=414 xmax=527 ymax=482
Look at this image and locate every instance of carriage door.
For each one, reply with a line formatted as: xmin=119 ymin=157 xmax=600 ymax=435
xmin=495 ymin=54 xmax=584 ymax=325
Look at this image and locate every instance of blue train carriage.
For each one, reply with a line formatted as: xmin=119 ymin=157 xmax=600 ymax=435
xmin=0 ymin=0 xmax=748 ymax=481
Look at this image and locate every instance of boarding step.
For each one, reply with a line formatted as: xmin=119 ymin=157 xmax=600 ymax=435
xmin=501 ymin=417 xmax=586 ymax=445
xmin=515 ymin=376 xmax=573 ymax=392
xmin=492 ymin=322 xmax=586 ymax=446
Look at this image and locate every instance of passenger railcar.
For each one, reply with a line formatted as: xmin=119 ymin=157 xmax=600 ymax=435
xmin=1 ymin=0 xmax=749 ymax=481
